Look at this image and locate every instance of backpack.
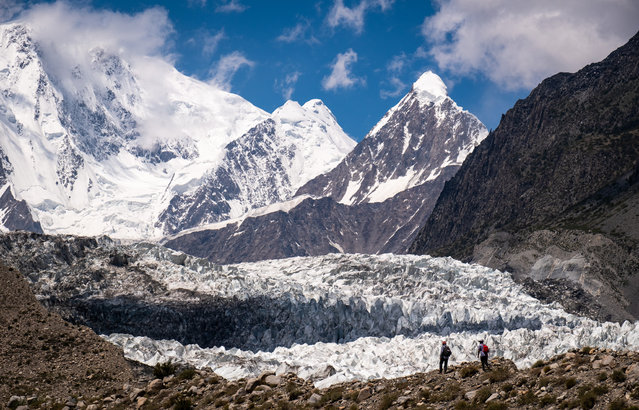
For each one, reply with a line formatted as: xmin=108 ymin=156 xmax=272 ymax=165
xmin=442 ymin=345 xmax=451 ymax=358
xmin=482 ymin=344 xmax=490 ymax=354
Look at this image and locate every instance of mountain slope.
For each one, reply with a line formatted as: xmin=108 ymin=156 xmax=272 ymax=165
xmin=166 ymin=72 xmax=487 ymax=262
xmin=0 ymin=262 xmax=146 ymax=404
xmin=410 ymin=30 xmax=639 ymax=321
xmin=297 ymin=72 xmax=486 ymax=205
xmin=157 ymin=100 xmax=355 ymax=234
xmin=0 ymin=22 xmax=353 ymax=239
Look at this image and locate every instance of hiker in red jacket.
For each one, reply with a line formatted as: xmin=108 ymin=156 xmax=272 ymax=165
xmin=477 ymin=340 xmax=491 ymax=371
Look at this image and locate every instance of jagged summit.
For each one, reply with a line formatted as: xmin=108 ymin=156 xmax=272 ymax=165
xmin=412 ymin=71 xmax=448 ymax=104
xmin=165 ymin=69 xmax=487 ymax=263
xmin=297 ymin=70 xmax=487 ymax=206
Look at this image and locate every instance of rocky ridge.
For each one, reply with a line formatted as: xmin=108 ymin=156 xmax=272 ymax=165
xmin=410 ymin=30 xmax=639 ymax=322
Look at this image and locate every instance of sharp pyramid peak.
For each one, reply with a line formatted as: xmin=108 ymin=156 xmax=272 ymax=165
xmin=411 ymin=71 xmax=448 ymax=104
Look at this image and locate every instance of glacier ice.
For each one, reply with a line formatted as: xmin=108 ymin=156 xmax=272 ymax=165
xmin=101 ymin=250 xmax=639 ymax=388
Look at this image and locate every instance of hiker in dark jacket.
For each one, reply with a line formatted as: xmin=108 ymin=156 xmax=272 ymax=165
xmin=477 ymin=340 xmax=491 ymax=371
xmin=439 ymin=341 xmax=451 ymax=373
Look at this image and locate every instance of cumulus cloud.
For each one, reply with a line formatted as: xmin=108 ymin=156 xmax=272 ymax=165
xmin=209 ymin=51 xmax=254 ymax=91
xmin=423 ymin=0 xmax=639 ymax=90
xmin=276 ymin=20 xmax=318 ymax=44
xmin=215 ymin=0 xmax=247 ymax=13
xmin=275 ymin=71 xmax=301 ymax=100
xmin=322 ymin=49 xmax=364 ymax=91
xmin=327 ymin=0 xmax=395 ymax=33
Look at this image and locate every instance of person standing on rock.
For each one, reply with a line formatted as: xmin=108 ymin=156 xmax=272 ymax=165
xmin=477 ymin=340 xmax=491 ymax=371
xmin=439 ymin=341 xmax=451 ymax=373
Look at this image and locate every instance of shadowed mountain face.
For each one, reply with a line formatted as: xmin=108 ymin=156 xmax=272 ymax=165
xmin=0 ymin=146 xmax=42 ymax=233
xmin=411 ymin=31 xmax=639 ymax=322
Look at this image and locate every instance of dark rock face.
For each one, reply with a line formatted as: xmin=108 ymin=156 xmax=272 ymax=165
xmin=0 ymin=147 xmax=42 ymax=233
xmin=157 ymin=119 xmax=301 ymax=234
xmin=165 ymin=180 xmax=445 ymax=264
xmin=0 ymin=187 xmax=43 ymax=233
xmin=411 ymin=31 xmax=639 ymax=321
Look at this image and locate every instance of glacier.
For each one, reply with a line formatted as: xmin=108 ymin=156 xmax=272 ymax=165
xmin=97 ymin=249 xmax=639 ymax=388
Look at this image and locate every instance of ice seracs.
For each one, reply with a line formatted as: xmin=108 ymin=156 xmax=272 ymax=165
xmin=2 ymin=232 xmax=637 ymax=388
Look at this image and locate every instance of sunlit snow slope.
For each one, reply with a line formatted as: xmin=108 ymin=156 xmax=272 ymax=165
xmin=0 ymin=23 xmax=354 ymax=238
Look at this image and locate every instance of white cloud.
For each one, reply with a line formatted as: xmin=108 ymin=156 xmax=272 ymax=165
xmin=18 ymin=1 xmax=172 ymax=59
xmin=423 ymin=0 xmax=639 ymax=90
xmin=275 ymin=71 xmax=301 ymax=100
xmin=380 ymin=76 xmax=407 ymax=99
xmin=202 ymin=30 xmax=225 ymax=57
xmin=322 ymin=49 xmax=364 ymax=91
xmin=209 ymin=51 xmax=254 ymax=91
xmin=187 ymin=0 xmax=207 ymax=7
xmin=327 ymin=0 xmax=395 ymax=33
xmin=215 ymin=0 xmax=247 ymax=13
xmin=14 ymin=1 xmax=174 ymax=96
xmin=276 ymin=20 xmax=318 ymax=44
xmin=386 ymin=52 xmax=408 ymax=73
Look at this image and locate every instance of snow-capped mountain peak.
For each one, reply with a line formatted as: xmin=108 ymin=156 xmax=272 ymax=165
xmin=155 ymin=97 xmax=355 ymax=234
xmin=297 ymin=70 xmax=487 ymax=206
xmin=412 ymin=71 xmax=448 ymax=105
xmin=0 ymin=20 xmax=354 ymax=239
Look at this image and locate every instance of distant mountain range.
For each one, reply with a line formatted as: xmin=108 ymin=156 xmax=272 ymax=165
xmin=164 ymin=72 xmax=487 ymax=262
xmin=0 ymin=22 xmax=354 ymax=238
xmin=411 ymin=30 xmax=639 ymax=322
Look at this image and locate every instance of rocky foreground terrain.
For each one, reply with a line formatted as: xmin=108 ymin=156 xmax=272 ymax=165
xmin=2 ymin=263 xmax=639 ymax=409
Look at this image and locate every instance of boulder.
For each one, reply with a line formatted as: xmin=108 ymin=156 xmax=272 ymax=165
xmin=486 ymin=393 xmax=500 ymax=403
xmin=136 ymin=397 xmax=147 ymax=409
xmin=308 ymin=393 xmax=322 ymax=405
xmin=245 ymin=377 xmax=261 ymax=392
xmin=147 ymin=379 xmax=163 ymax=392
xmin=626 ymin=363 xmax=639 ymax=381
xmin=264 ymin=375 xmax=282 ymax=387
xmin=357 ymin=387 xmax=372 ymax=401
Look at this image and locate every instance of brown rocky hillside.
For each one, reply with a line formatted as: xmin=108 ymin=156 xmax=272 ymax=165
xmin=0 ymin=263 xmax=150 ymax=407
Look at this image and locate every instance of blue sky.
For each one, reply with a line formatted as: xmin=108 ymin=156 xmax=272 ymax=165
xmin=3 ymin=0 xmax=639 ymax=141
